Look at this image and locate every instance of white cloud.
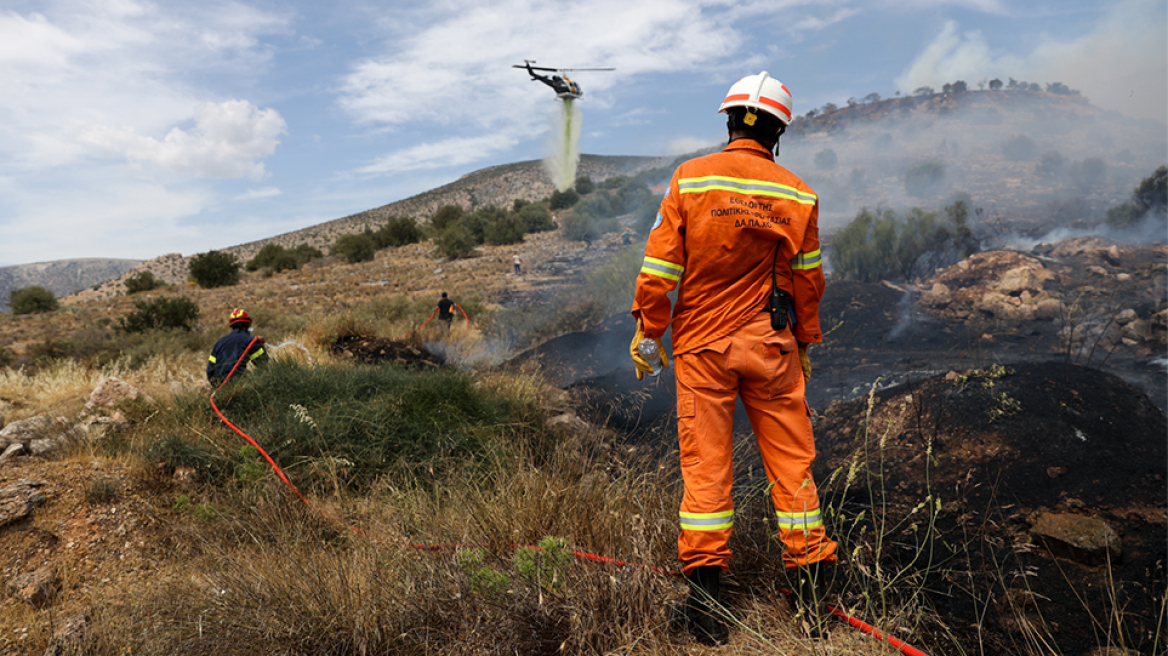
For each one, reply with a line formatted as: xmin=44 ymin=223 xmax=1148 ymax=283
xmin=2 ymin=175 xmax=213 ymax=263
xmin=234 ymin=186 xmax=282 ymax=201
xmin=895 ymin=0 xmax=1167 ymax=122
xmin=0 ymin=2 xmax=290 ymax=169
xmin=79 ymin=100 xmax=287 ymax=180
xmin=337 ymin=0 xmax=826 ymax=174
xmin=356 ymin=133 xmax=522 ymax=175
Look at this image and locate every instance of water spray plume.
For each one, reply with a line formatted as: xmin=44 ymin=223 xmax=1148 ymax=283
xmin=545 ymin=99 xmax=582 ymax=191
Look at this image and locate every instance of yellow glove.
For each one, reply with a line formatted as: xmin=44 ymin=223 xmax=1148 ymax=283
xmin=630 ymin=322 xmax=670 ymax=380
xmin=798 ymin=343 xmax=811 ymax=383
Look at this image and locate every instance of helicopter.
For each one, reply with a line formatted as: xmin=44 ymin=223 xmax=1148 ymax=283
xmin=513 ymin=60 xmax=614 ymax=100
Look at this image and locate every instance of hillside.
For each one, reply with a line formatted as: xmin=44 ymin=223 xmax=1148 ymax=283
xmin=0 ymin=259 xmax=140 ymax=312
xmin=69 ymin=154 xmax=664 ymax=304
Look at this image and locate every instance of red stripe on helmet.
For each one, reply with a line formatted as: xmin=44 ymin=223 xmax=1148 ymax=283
xmin=723 ymin=93 xmax=751 ymax=103
xmin=758 ymin=95 xmax=792 ymax=120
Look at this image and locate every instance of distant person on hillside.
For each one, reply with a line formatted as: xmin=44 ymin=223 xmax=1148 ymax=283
xmin=622 ymin=227 xmax=633 ymax=246
xmin=513 ymin=253 xmax=523 ymax=275
xmin=207 ymin=309 xmax=268 ymax=388
xmin=436 ymin=292 xmax=454 ymax=331
xmin=582 ymin=232 xmax=593 ymax=250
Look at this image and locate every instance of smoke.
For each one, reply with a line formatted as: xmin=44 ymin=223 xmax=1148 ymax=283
xmin=990 ymin=210 xmax=1168 ymax=252
xmin=781 ymin=92 xmax=1166 ymax=241
xmin=544 ymin=99 xmax=582 ymax=191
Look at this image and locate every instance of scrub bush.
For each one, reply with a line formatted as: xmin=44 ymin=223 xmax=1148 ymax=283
xmin=9 ymin=286 xmax=58 ymax=314
xmin=548 ymin=188 xmax=579 ymax=210
xmin=829 ymin=200 xmax=978 ymax=282
xmin=1107 ymin=165 xmax=1167 ymax=228
xmin=247 ymin=243 xmax=321 ymax=272
xmin=332 ymin=234 xmax=377 ymax=264
xmin=119 ymin=295 xmax=201 ymax=333
xmin=189 ymin=250 xmax=241 ymax=288
xmin=377 ymin=216 xmax=424 ymax=247
xmin=433 ymin=224 xmax=477 ymax=260
xmin=430 ymin=204 xmax=464 ymax=232
xmin=124 ymin=271 xmax=163 ymax=294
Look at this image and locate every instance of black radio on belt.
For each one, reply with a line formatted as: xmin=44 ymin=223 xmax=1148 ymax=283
xmin=769 ymin=287 xmax=789 ymax=330
xmin=767 ymin=243 xmax=788 ymax=331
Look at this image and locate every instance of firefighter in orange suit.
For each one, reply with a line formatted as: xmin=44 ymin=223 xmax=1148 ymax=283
xmin=630 ymin=72 xmax=837 ymax=644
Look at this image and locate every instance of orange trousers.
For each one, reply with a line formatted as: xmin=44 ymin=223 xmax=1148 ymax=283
xmin=674 ymin=312 xmax=837 ymax=573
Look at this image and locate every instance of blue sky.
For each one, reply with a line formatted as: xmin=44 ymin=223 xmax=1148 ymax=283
xmin=1 ymin=0 xmax=1164 ymax=265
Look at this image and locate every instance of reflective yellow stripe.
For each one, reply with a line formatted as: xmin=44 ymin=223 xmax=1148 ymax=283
xmin=790 ymin=249 xmax=822 ymax=270
xmin=680 ymin=510 xmax=734 ymax=531
xmin=249 ymin=347 xmax=265 ymax=361
xmin=641 ymin=256 xmax=684 ymax=281
xmin=208 ymin=355 xmax=217 ymax=363
xmin=678 ymin=175 xmax=818 ymax=205
xmin=776 ymin=510 xmax=823 ymax=529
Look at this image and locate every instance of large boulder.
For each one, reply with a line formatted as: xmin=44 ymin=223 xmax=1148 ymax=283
xmin=83 ymin=377 xmax=146 ymax=415
xmin=0 ymin=416 xmax=80 ymax=456
xmin=1030 ymin=512 xmax=1122 ymax=566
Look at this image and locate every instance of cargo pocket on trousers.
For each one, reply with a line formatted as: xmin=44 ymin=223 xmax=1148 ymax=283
xmin=677 ymin=392 xmax=699 ymax=467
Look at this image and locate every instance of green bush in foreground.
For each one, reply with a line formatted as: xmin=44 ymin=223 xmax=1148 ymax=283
xmin=9 ymin=286 xmax=58 ymax=314
xmin=154 ymin=361 xmax=542 ymax=491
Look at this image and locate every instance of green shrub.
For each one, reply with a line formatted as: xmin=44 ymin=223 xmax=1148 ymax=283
xmin=513 ymin=537 xmax=572 ymax=592
xmin=124 ymin=271 xmax=162 ymax=294
xmin=146 ymin=434 xmax=216 ymax=475
xmin=483 ymin=212 xmax=526 ymax=245
xmin=549 ymin=188 xmax=579 ymax=210
xmin=434 ymin=224 xmax=478 ymax=260
xmin=185 ymin=361 xmax=524 ymax=491
xmin=1107 ymin=165 xmax=1167 ymax=228
xmin=0 ymin=345 xmax=13 ymax=368
xmin=905 ymin=161 xmax=946 ymax=197
xmin=574 ymin=175 xmax=595 ymax=195
xmin=332 ymin=233 xmax=377 ymax=264
xmin=516 ymin=202 xmax=554 ymax=233
xmin=189 ymin=250 xmax=241 ymax=288
xmin=119 ymin=295 xmax=201 ymax=333
xmin=9 ymin=286 xmax=58 ymax=314
xmin=829 ymin=200 xmax=978 ymax=282
xmin=430 ymin=205 xmax=464 ymax=232
xmin=374 ymin=216 xmax=424 ymax=248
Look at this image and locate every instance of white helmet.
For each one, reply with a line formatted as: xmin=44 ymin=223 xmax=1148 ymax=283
xmin=718 ymin=71 xmax=793 ymax=126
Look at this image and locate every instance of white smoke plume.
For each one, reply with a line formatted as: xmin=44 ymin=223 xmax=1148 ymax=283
xmin=544 ymin=99 xmax=582 ymax=191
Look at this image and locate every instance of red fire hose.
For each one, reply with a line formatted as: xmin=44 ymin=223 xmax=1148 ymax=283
xmin=208 ymin=339 xmax=931 ymax=656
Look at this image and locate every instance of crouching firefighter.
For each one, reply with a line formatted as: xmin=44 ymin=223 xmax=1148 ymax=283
xmin=207 ymin=309 xmax=268 ymax=388
xmin=630 ymin=71 xmax=837 ymax=645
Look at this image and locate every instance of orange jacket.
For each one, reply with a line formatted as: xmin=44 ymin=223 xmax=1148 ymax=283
xmin=632 ymin=140 xmax=824 ymax=355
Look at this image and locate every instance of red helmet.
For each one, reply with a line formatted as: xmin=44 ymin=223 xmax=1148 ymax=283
xmin=228 ymin=308 xmax=251 ymax=326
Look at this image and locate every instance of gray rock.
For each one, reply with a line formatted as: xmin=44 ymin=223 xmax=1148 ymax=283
xmin=1114 ymin=309 xmax=1138 ymax=326
xmin=0 ymin=480 xmax=47 ymax=529
xmin=1030 ymin=512 xmax=1121 ymax=566
xmin=6 ymin=567 xmax=58 ymax=608
xmin=84 ymin=377 xmax=145 ymax=414
xmin=0 ymin=416 xmax=81 ymax=457
xmin=0 ymin=442 xmax=23 ymax=462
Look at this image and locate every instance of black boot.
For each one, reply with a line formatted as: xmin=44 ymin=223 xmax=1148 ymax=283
xmin=791 ymin=562 xmax=830 ymax=639
xmin=670 ymin=566 xmax=729 ymax=646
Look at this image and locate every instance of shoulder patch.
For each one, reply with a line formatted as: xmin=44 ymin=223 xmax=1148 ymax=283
xmin=651 ymin=212 xmax=663 ymax=231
